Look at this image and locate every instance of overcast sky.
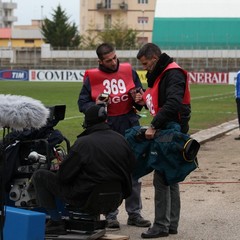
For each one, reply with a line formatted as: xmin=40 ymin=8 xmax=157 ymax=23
xmin=13 ymin=0 xmax=80 ymax=27
xmin=155 ymin=0 xmax=240 ymax=17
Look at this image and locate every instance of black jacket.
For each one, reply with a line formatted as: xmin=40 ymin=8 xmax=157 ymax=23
xmin=56 ymin=122 xmax=135 ymax=205
xmin=148 ymin=53 xmax=191 ymax=133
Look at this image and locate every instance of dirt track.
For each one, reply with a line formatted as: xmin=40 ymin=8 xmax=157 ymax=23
xmin=114 ymin=128 xmax=240 ymax=240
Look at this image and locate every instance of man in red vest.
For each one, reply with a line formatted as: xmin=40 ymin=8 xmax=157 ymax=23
xmin=78 ymin=43 xmax=151 ymax=229
xmin=134 ymin=43 xmax=191 ymax=238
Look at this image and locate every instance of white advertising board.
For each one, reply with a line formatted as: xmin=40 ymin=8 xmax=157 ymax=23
xmin=29 ymin=69 xmax=85 ymax=82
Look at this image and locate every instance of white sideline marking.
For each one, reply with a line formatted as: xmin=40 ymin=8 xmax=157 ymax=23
xmin=65 ymin=116 xmax=83 ymax=120
xmin=191 ymin=92 xmax=233 ymax=100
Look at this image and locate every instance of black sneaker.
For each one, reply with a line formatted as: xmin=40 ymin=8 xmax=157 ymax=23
xmin=45 ymin=219 xmax=67 ymax=235
xmin=141 ymin=227 xmax=169 ymax=238
xmin=127 ymin=216 xmax=151 ymax=227
xmin=169 ymin=229 xmax=178 ymax=234
xmin=107 ymin=219 xmax=120 ymax=229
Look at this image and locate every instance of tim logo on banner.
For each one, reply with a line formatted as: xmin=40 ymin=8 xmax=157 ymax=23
xmin=0 ymin=70 xmax=28 ymax=81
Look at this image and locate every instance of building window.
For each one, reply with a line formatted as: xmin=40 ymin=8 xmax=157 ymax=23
xmin=104 ymin=14 xmax=112 ymax=28
xmin=138 ymin=16 xmax=148 ymax=24
xmin=25 ymin=39 xmax=35 ymax=44
xmin=138 ymin=0 xmax=148 ymax=4
xmin=137 ymin=36 xmax=148 ymax=45
xmin=104 ymin=0 xmax=111 ymax=9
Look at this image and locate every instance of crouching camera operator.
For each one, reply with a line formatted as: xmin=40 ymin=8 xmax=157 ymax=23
xmin=32 ymin=104 xmax=136 ymax=235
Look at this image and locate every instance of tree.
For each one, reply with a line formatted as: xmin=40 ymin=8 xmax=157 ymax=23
xmin=41 ymin=5 xmax=80 ymax=48
xmin=80 ymin=21 xmax=98 ymax=49
xmin=81 ymin=17 xmax=138 ymax=50
xmin=98 ymin=18 xmax=138 ymax=49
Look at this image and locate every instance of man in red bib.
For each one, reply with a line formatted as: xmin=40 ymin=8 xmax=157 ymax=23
xmin=78 ymin=43 xmax=150 ymax=229
xmin=135 ymin=43 xmax=191 ymax=238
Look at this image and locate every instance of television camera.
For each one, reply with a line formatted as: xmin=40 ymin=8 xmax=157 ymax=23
xmin=4 ymin=105 xmax=70 ymax=208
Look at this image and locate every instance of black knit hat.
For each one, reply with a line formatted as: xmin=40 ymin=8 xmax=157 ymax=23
xmin=83 ymin=104 xmax=107 ymax=128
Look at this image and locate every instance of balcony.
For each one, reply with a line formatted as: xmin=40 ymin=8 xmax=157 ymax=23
xmin=2 ymin=2 xmax=17 ymax=10
xmin=96 ymin=2 xmax=128 ymax=11
xmin=119 ymin=2 xmax=128 ymax=10
xmin=3 ymin=16 xmax=18 ymax=22
xmin=97 ymin=3 xmax=103 ymax=9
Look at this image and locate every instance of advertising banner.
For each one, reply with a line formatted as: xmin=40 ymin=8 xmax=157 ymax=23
xmin=188 ymin=72 xmax=229 ymax=84
xmin=29 ymin=70 xmax=85 ymax=82
xmin=0 ymin=70 xmax=28 ymax=81
xmin=0 ymin=69 xmax=237 ymax=85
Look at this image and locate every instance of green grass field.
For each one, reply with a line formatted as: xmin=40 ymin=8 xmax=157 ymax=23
xmin=0 ymin=81 xmax=236 ymax=144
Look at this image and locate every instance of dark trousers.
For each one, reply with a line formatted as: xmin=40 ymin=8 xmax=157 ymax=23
xmin=32 ymin=169 xmax=83 ymax=209
xmin=106 ymin=113 xmax=143 ymax=219
xmin=152 ymin=171 xmax=180 ymax=232
xmin=106 ymin=177 xmax=142 ymax=220
xmin=236 ymin=98 xmax=240 ymax=128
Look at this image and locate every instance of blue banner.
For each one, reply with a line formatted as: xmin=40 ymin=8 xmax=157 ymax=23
xmin=0 ymin=70 xmax=29 ymax=81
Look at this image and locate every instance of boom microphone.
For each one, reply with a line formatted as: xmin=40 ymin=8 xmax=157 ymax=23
xmin=0 ymin=94 xmax=50 ymax=130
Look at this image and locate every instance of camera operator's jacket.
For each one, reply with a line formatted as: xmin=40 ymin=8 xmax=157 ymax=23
xmin=56 ymin=123 xmax=135 ymax=207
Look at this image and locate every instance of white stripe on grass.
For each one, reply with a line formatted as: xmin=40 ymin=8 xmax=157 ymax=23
xmin=192 ymin=111 xmax=236 ymax=114
xmin=191 ymin=92 xmax=234 ymax=100
xmin=65 ymin=115 xmax=83 ymax=120
xmin=65 ymin=111 xmax=150 ymax=120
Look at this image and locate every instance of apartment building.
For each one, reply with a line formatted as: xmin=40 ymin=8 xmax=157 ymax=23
xmin=1 ymin=0 xmax=157 ymax=48
xmin=80 ymin=0 xmax=156 ymax=44
xmin=0 ymin=20 xmax=43 ymax=48
xmin=0 ymin=0 xmax=17 ymax=28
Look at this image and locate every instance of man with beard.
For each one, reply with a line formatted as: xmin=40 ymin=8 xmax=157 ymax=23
xmin=77 ymin=43 xmax=151 ymax=229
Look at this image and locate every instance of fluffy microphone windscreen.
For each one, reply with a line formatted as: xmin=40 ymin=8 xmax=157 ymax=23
xmin=0 ymin=94 xmax=50 ymax=130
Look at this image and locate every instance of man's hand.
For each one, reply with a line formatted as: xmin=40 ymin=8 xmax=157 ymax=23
xmin=145 ymin=126 xmax=156 ymax=139
xmin=96 ymin=93 xmax=109 ymax=105
xmin=133 ymin=89 xmax=145 ymax=106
